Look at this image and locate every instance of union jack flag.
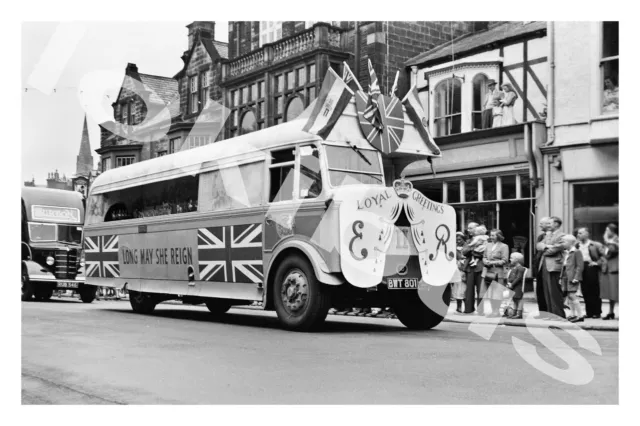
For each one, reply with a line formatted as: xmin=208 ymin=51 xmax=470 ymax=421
xmin=363 ymin=59 xmax=383 ymax=130
xmin=355 ymin=90 xmax=405 ymax=155
xmin=84 ymin=235 xmax=120 ymax=278
xmin=197 ymin=224 xmax=263 ymax=284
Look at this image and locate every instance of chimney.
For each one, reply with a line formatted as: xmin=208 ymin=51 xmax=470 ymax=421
xmin=187 ymin=21 xmax=216 ymax=49
xmin=125 ymin=63 xmax=139 ymax=74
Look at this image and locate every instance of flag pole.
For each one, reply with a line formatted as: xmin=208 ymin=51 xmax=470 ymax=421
xmin=390 ymin=71 xmax=399 ymax=96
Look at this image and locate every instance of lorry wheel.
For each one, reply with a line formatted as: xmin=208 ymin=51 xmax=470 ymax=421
xmin=34 ymin=286 xmax=54 ymax=301
xmin=393 ymin=285 xmax=451 ymax=330
xmin=205 ymin=300 xmax=232 ymax=315
xmin=273 ymin=254 xmax=331 ymax=331
xmin=129 ymin=290 xmax=156 ymax=314
xmin=79 ymin=286 xmax=97 ymax=303
xmin=21 ymin=267 xmax=33 ymax=301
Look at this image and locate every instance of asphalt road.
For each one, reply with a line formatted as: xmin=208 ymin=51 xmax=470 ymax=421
xmin=22 ymin=298 xmax=618 ymax=404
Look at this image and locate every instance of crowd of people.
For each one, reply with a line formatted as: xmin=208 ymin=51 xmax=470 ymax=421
xmin=451 ymin=218 xmax=619 ymax=322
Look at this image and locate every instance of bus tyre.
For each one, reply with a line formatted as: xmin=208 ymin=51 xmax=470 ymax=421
xmin=34 ymin=285 xmax=54 ymax=301
xmin=21 ymin=267 xmax=33 ymax=301
xmin=273 ymin=255 xmax=331 ymax=332
xmin=79 ymin=286 xmax=97 ymax=303
xmin=129 ymin=291 xmax=156 ymax=314
xmin=205 ymin=300 xmax=232 ymax=315
xmin=393 ymin=285 xmax=451 ymax=330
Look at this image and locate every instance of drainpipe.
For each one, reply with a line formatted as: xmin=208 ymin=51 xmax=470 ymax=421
xmin=546 ymin=21 xmax=555 ymax=146
xmin=354 ymin=21 xmax=360 ymax=81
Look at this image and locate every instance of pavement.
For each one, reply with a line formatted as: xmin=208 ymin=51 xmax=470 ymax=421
xmin=22 ymin=297 xmax=618 ymax=404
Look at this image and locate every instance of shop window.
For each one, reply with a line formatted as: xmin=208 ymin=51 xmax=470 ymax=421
xmin=240 ymin=110 xmax=257 ymax=135
xmin=573 ymin=182 xmax=618 ymax=242
xmin=434 ymin=78 xmax=462 ymax=137
xmin=285 ymin=97 xmax=304 ymax=122
xmin=520 ymin=174 xmax=532 ymax=198
xmin=482 ymin=177 xmax=497 ymax=201
xmin=601 ymin=21 xmax=619 ymax=114
xmin=472 ymin=74 xmax=488 ymax=130
xmin=464 ymin=179 xmax=478 ymax=202
xmin=420 ymin=181 xmax=443 ymax=203
xmin=501 ymin=175 xmax=517 ymax=199
xmin=447 ymin=181 xmax=460 ymax=203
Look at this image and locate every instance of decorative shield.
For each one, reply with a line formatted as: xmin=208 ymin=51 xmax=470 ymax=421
xmin=355 ymin=91 xmax=405 ymax=155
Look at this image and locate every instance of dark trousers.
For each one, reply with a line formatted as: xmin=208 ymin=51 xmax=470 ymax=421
xmin=541 ymin=264 xmax=565 ymax=318
xmin=535 ymin=269 xmax=548 ymax=313
xmin=582 ymin=263 xmax=602 ymax=317
xmin=482 ymin=109 xmax=493 ymax=129
xmin=464 ymin=270 xmax=484 ymax=313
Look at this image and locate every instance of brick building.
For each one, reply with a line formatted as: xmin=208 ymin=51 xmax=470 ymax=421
xmin=97 ymin=21 xmax=228 ymax=170
xmin=97 ymin=21 xmax=488 ymax=167
xmin=222 ymin=21 xmax=480 ymax=138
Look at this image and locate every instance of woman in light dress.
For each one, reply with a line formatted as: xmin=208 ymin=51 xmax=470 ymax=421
xmin=493 ymin=83 xmax=518 ymax=127
xmin=602 ymin=76 xmax=619 ymax=113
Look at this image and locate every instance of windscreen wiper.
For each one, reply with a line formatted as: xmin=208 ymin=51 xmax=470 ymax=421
xmin=348 ymin=142 xmax=372 ymax=166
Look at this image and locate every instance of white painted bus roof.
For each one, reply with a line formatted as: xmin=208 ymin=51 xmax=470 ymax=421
xmin=90 ymin=99 xmax=438 ymax=195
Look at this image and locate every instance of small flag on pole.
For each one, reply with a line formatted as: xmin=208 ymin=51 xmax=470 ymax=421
xmin=402 ymin=84 xmax=441 ymax=156
xmin=342 ymin=61 xmax=363 ymax=93
xmin=390 ymin=71 xmax=399 ymax=97
xmin=363 ymin=60 xmax=383 ymax=130
xmin=302 ymin=68 xmax=354 ymax=139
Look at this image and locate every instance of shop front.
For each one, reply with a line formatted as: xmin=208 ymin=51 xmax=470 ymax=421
xmin=402 ymin=122 xmax=546 ymax=273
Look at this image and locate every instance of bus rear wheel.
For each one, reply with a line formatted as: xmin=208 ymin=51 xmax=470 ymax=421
xmin=392 ymin=285 xmax=451 ymax=330
xmin=129 ymin=291 xmax=157 ymax=314
xmin=79 ymin=286 xmax=97 ymax=303
xmin=205 ymin=300 xmax=231 ymax=315
xmin=21 ymin=267 xmax=33 ymax=301
xmin=273 ymin=255 xmax=330 ymax=332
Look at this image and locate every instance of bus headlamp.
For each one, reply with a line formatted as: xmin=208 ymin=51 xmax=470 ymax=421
xmin=46 ymin=256 xmax=55 ymax=266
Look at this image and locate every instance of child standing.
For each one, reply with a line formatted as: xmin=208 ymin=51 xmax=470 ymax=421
xmin=451 ymin=232 xmax=467 ymax=313
xmin=505 ymin=252 xmax=526 ymax=319
xmin=560 ymin=234 xmax=585 ymax=322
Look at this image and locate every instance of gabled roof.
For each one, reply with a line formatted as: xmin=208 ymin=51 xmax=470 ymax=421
xmin=138 ymin=73 xmax=179 ymax=105
xmin=406 ymin=21 xmax=546 ymax=67
xmin=207 ymin=39 xmax=228 ymax=60
xmin=174 ymin=32 xmax=228 ymax=80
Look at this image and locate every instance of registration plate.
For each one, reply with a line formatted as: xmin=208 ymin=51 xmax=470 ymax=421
xmin=57 ymin=281 xmax=79 ymax=289
xmin=387 ymin=278 xmax=419 ymax=290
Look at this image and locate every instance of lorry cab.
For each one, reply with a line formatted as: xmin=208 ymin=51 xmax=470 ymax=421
xmin=21 ymin=187 xmax=95 ymax=302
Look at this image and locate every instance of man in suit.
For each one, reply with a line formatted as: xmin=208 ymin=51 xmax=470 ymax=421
xmin=482 ymin=80 xmax=499 ymax=129
xmin=533 ymin=217 xmax=550 ymax=315
xmin=536 ymin=216 xmax=566 ymax=318
xmin=576 ymin=227 xmax=603 ymax=318
xmin=462 ymin=222 xmax=485 ymax=314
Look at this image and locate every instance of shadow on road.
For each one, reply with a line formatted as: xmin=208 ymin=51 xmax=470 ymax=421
xmin=22 ymin=298 xmax=82 ymax=304
xmin=98 ymin=305 xmax=452 ymax=335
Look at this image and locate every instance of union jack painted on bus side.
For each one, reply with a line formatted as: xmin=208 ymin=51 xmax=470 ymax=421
xmin=84 ymin=235 xmax=120 ymax=278
xmin=197 ymin=224 xmax=263 ymax=284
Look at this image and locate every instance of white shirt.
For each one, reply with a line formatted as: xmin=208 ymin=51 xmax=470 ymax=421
xmin=578 ymin=240 xmax=593 ymax=263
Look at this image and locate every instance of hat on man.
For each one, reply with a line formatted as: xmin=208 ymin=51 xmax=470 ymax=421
xmin=487 ymin=79 xmax=497 ymax=86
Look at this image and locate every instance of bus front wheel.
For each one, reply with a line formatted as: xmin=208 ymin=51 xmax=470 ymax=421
xmin=21 ymin=267 xmax=33 ymax=301
xmin=392 ymin=285 xmax=451 ymax=330
xmin=129 ymin=291 xmax=156 ymax=314
xmin=34 ymin=285 xmax=54 ymax=301
xmin=273 ymin=255 xmax=331 ymax=332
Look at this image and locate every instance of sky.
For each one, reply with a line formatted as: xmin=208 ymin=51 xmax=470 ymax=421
xmin=21 ymin=21 xmax=228 ymax=185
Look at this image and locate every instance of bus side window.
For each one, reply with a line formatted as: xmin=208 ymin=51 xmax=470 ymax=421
xmin=298 ymin=145 xmax=322 ymax=199
xmin=269 ymin=148 xmax=295 ymax=202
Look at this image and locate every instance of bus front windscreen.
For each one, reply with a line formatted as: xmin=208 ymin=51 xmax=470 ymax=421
xmin=28 ymin=222 xmax=56 ymax=242
xmin=325 ymin=145 xmax=384 ymax=187
xmin=58 ymin=224 xmax=83 ymax=244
